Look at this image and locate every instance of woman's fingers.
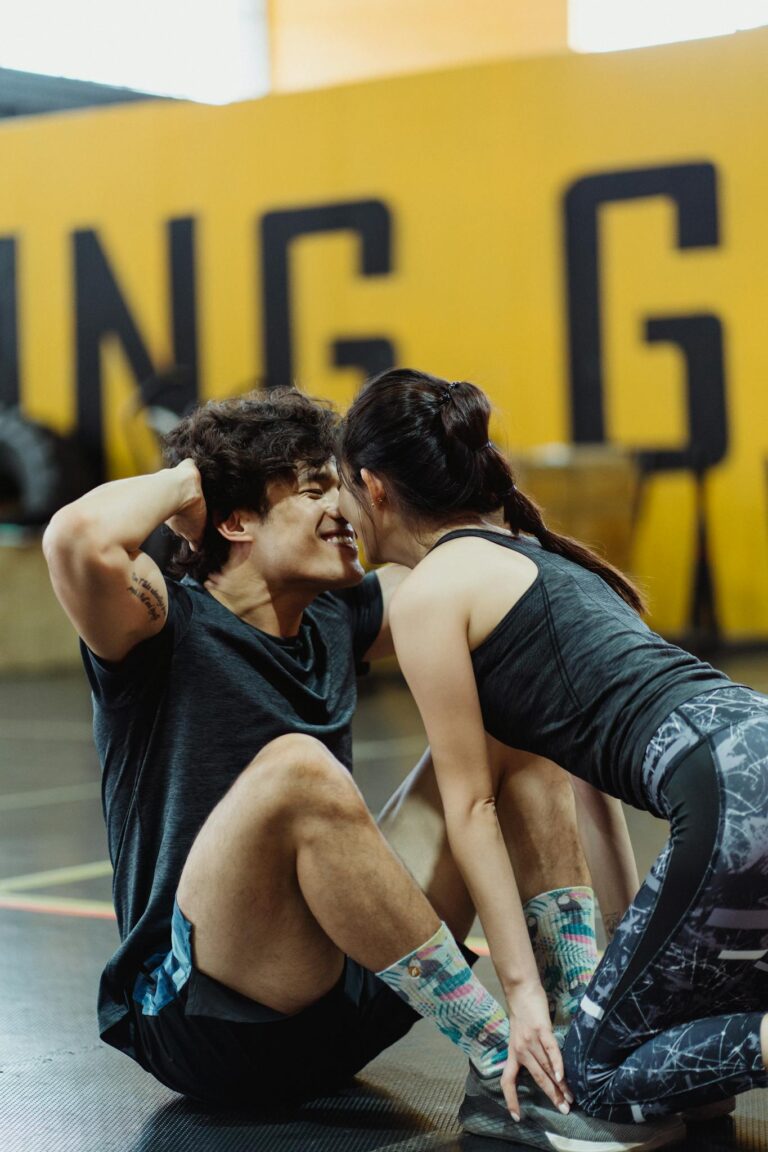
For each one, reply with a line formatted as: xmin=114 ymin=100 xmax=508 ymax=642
xmin=523 ymin=1045 xmax=571 ymax=1112
xmin=542 ymin=1029 xmax=565 ymax=1086
xmin=508 ymin=1027 xmax=574 ymax=1113
xmin=500 ymin=1058 xmax=521 ymax=1120
xmin=507 ymin=1008 xmax=575 ymax=1116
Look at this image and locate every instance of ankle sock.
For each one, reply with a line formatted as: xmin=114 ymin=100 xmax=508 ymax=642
xmin=376 ymin=922 xmax=508 ymax=1076
xmin=524 ymin=886 xmax=597 ymax=1023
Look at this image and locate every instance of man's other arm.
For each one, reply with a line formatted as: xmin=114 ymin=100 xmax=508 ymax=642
xmin=362 ymin=564 xmax=411 ymax=662
xmin=43 ymin=460 xmax=205 ymax=663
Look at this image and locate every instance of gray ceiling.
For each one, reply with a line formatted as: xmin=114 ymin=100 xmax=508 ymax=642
xmin=0 ymin=66 xmax=167 ymax=119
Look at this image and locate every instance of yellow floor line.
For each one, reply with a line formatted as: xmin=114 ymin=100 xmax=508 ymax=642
xmin=0 ymin=863 xmax=492 ymax=954
xmin=0 ymin=860 xmax=112 ymax=892
xmin=0 ymin=781 xmax=101 ymax=812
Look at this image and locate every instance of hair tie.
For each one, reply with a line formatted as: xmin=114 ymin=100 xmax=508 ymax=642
xmin=506 ymin=481 xmax=517 ymax=497
xmin=438 ymin=381 xmax=462 ymax=406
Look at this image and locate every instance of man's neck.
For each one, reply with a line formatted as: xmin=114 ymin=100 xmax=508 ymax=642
xmin=203 ymin=564 xmax=315 ymax=638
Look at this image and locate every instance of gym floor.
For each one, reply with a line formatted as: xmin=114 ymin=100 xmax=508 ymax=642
xmin=3 ymin=656 xmax=768 ymax=1152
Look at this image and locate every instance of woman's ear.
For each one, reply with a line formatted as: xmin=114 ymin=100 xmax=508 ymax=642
xmin=360 ymin=468 xmax=387 ymax=508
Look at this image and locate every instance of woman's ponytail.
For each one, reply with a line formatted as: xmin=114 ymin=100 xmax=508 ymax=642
xmin=503 ymin=483 xmax=646 ymax=614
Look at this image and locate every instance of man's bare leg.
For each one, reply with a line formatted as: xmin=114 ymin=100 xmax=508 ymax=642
xmin=175 ymin=733 xmax=537 ymax=1086
xmin=493 ymin=740 xmax=591 ymax=900
xmin=378 ymin=739 xmax=590 ymax=915
xmin=377 ymin=745 xmax=476 ymax=942
xmin=177 ymin=733 xmax=441 ymax=1014
xmin=494 ymin=743 xmax=602 ymax=1021
xmin=378 ymin=738 xmax=597 ymax=1022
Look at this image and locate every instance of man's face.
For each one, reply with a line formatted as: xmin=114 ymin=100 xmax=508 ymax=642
xmin=247 ymin=460 xmax=365 ymax=590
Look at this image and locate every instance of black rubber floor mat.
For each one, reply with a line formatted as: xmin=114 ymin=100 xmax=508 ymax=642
xmin=3 ymin=1022 xmax=463 ymax=1152
xmin=5 ymin=1013 xmax=768 ymax=1152
xmin=3 ymin=906 xmax=768 ymax=1152
xmin=4 ymin=657 xmax=768 ymax=1152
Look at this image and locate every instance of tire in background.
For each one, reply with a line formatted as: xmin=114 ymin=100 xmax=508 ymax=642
xmin=0 ymin=408 xmax=98 ymax=527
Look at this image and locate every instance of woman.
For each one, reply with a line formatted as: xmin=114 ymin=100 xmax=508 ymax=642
xmin=337 ymin=367 xmax=768 ymax=1134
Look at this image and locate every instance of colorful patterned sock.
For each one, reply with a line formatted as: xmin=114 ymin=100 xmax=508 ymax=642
xmin=376 ymin=922 xmax=508 ymax=1076
xmin=524 ymin=886 xmax=598 ymax=1024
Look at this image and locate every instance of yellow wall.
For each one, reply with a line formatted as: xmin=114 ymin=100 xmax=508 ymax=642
xmin=2 ymin=29 xmax=768 ymax=639
xmin=268 ymin=0 xmax=569 ymax=91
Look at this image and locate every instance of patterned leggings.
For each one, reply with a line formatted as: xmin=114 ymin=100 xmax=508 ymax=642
xmin=563 ymin=685 xmax=768 ymax=1122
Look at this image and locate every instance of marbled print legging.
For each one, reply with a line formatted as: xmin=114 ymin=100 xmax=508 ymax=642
xmin=563 ymin=685 xmax=768 ymax=1122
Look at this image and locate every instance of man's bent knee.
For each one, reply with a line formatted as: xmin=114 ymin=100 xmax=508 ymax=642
xmin=236 ymin=733 xmax=364 ymax=821
xmin=250 ymin=732 xmax=334 ymax=768
xmin=179 ymin=734 xmax=367 ymax=904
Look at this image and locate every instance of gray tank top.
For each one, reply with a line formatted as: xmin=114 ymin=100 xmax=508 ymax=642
xmin=429 ymin=529 xmax=731 ymax=808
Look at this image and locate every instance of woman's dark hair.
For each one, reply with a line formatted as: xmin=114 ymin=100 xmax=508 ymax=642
xmin=339 ymin=368 xmax=645 ymax=613
xmin=162 ymin=387 xmax=338 ymax=581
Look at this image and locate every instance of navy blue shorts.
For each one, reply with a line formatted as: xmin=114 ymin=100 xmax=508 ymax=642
xmin=127 ymin=901 xmax=457 ymax=1107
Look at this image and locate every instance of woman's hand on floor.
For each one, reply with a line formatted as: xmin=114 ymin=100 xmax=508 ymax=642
xmin=501 ymin=981 xmax=573 ymax=1119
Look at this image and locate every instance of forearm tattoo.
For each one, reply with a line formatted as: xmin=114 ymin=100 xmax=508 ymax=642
xmin=127 ymin=573 xmax=166 ymax=623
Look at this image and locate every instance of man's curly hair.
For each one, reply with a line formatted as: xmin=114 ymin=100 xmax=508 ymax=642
xmin=162 ymin=388 xmax=338 ymax=581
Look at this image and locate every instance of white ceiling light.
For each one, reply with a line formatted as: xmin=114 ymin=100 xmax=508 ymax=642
xmin=0 ymin=0 xmax=270 ymax=104
xmin=569 ymin=0 xmax=768 ymax=53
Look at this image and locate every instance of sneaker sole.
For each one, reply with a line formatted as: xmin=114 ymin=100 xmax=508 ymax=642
xmin=544 ymin=1126 xmax=687 ymax=1152
xmin=462 ymin=1112 xmax=687 ymax=1152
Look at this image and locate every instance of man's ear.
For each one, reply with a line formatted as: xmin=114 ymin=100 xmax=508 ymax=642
xmin=360 ymin=468 xmax=387 ymax=509
xmin=215 ymin=510 xmax=253 ymax=542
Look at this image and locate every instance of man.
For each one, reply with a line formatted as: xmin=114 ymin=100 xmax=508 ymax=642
xmin=44 ymin=388 xmax=631 ymax=1135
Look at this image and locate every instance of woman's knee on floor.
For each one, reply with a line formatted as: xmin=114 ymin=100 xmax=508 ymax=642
xmin=563 ymin=1026 xmax=613 ymax=1117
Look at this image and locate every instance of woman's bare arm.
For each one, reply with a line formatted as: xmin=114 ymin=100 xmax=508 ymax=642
xmin=390 ymin=574 xmax=568 ymax=1117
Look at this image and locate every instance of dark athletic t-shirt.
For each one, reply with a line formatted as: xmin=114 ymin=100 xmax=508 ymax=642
xmin=81 ymin=572 xmax=383 ymax=1053
xmin=430 ymin=530 xmax=731 ymax=809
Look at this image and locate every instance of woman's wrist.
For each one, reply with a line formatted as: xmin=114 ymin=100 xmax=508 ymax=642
xmin=501 ymin=972 xmax=543 ymax=1006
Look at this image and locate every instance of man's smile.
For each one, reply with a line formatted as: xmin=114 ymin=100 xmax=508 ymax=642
xmin=319 ymin=528 xmax=358 ymax=552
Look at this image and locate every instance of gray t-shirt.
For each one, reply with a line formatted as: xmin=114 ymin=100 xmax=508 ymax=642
xmin=81 ymin=572 xmax=383 ymax=1052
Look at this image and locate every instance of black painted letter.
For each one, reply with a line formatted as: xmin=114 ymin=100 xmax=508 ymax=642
xmin=260 ymin=200 xmax=395 ymax=389
xmin=73 ymin=218 xmax=198 ymax=476
xmin=0 ymin=237 xmax=20 ymax=408
xmin=564 ymin=164 xmax=725 ymax=640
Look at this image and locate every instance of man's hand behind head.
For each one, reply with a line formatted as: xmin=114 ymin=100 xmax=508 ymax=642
xmin=165 ymin=460 xmax=207 ymax=553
